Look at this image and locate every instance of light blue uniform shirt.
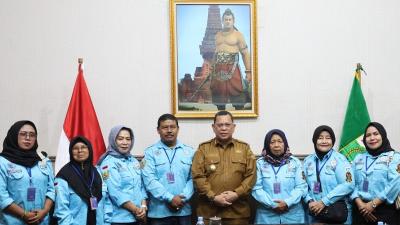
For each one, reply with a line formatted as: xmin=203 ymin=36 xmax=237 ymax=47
xmin=0 ymin=156 xmax=55 ymax=225
xmin=54 ymin=176 xmax=108 ymax=225
xmin=252 ymin=156 xmax=307 ymax=224
xmin=98 ymin=155 xmax=147 ymax=223
xmin=142 ymin=141 xmax=194 ymax=218
xmin=351 ymin=150 xmax=400 ymax=204
xmin=303 ymin=150 xmax=355 ymax=224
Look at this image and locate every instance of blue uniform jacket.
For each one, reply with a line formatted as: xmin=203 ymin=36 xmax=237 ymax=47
xmin=252 ymin=156 xmax=307 ymax=224
xmin=351 ymin=150 xmax=400 ymax=204
xmin=303 ymin=150 xmax=355 ymax=224
xmin=142 ymin=141 xmax=194 ymax=218
xmin=54 ymin=176 xmax=108 ymax=225
xmin=0 ymin=156 xmax=55 ymax=225
xmin=98 ymin=155 xmax=147 ymax=223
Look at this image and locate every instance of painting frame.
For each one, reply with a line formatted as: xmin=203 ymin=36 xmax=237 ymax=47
xmin=170 ymin=0 xmax=258 ymax=118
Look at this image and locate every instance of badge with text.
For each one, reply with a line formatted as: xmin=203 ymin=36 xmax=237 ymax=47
xmin=166 ymin=172 xmax=175 ymax=184
xmin=273 ymin=182 xmax=281 ymax=194
xmin=27 ymin=187 xmax=36 ymax=202
xmin=362 ymin=180 xmax=369 ymax=192
xmin=313 ymin=182 xmax=321 ymax=193
xmin=90 ymin=197 xmax=98 ymax=210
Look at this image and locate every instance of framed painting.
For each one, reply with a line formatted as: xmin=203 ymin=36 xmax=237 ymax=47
xmin=170 ymin=0 xmax=258 ymax=118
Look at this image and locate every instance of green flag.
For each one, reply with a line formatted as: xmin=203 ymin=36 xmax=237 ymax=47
xmin=339 ymin=64 xmax=371 ymax=162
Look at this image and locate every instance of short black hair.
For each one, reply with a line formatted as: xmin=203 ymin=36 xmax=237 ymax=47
xmin=213 ymin=110 xmax=234 ymax=124
xmin=157 ymin=113 xmax=179 ymax=128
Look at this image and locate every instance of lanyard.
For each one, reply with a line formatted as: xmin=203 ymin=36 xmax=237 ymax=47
xmin=26 ymin=168 xmax=33 ymax=186
xmin=365 ymin=156 xmax=378 ymax=172
xmin=270 ymin=163 xmax=284 ymax=180
xmin=71 ymin=165 xmax=95 ymax=196
xmin=162 ymin=147 xmax=177 ymax=169
xmin=315 ymin=151 xmax=332 ymax=179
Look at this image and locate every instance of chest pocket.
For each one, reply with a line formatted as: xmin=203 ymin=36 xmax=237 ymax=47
xmin=324 ymin=166 xmax=336 ymax=175
xmin=154 ymin=158 xmax=169 ymax=174
xmin=231 ymin=154 xmax=246 ymax=173
xmin=7 ymin=169 xmax=24 ymax=180
xmin=119 ymin=168 xmax=133 ymax=185
xmin=39 ymin=163 xmax=50 ymax=176
xmin=205 ymin=156 xmax=220 ymax=175
xmin=260 ymin=165 xmax=272 ymax=179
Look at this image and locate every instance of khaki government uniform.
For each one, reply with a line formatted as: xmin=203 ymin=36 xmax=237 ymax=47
xmin=191 ymin=138 xmax=256 ymax=224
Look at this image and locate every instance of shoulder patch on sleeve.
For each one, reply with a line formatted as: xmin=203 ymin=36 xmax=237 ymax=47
xmin=101 ymin=165 xmax=110 ymax=180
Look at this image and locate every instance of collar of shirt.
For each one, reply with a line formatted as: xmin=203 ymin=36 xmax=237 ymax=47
xmin=213 ymin=138 xmax=235 ymax=149
xmin=156 ymin=140 xmax=183 ymax=151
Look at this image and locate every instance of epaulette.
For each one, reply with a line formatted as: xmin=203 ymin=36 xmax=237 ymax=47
xmin=233 ymin=138 xmax=249 ymax=145
xmin=198 ymin=139 xmax=213 ymax=146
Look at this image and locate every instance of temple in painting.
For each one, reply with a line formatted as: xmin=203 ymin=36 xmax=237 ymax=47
xmin=178 ymin=5 xmax=222 ymax=103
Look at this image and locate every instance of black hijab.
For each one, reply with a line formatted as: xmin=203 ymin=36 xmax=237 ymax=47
xmin=362 ymin=122 xmax=394 ymax=156
xmin=312 ymin=125 xmax=336 ymax=160
xmin=56 ymin=136 xmax=102 ymax=225
xmin=261 ymin=129 xmax=292 ymax=166
xmin=0 ymin=120 xmax=41 ymax=168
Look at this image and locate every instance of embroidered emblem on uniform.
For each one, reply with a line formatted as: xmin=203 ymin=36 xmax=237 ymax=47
xmin=210 ymin=164 xmax=216 ymax=171
xmin=397 ymin=164 xmax=400 ymax=174
xmin=346 ymin=171 xmax=352 ymax=182
xmin=134 ymin=162 xmax=140 ymax=170
xmin=155 ymin=150 xmax=161 ymax=156
xmin=140 ymin=159 xmax=146 ymax=169
xmin=183 ymin=149 xmax=190 ymax=156
xmin=330 ymin=159 xmax=337 ymax=170
xmin=102 ymin=166 xmax=109 ymax=180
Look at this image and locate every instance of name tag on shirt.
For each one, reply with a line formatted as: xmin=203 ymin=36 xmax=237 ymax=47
xmin=363 ymin=180 xmax=369 ymax=192
xmin=27 ymin=187 xmax=36 ymax=202
xmin=90 ymin=197 xmax=98 ymax=210
xmin=273 ymin=182 xmax=281 ymax=194
xmin=313 ymin=182 xmax=321 ymax=193
xmin=166 ymin=172 xmax=175 ymax=184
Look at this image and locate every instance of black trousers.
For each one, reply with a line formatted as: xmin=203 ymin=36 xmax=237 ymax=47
xmin=352 ymin=203 xmax=398 ymax=225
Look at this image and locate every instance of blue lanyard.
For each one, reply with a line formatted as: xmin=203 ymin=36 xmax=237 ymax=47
xmin=26 ymin=168 xmax=33 ymax=186
xmin=315 ymin=151 xmax=332 ymax=177
xmin=71 ymin=165 xmax=95 ymax=196
xmin=163 ymin=147 xmax=177 ymax=169
xmin=270 ymin=163 xmax=284 ymax=180
xmin=365 ymin=156 xmax=378 ymax=172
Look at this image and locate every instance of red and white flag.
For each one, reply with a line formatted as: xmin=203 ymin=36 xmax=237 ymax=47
xmin=55 ymin=60 xmax=106 ymax=173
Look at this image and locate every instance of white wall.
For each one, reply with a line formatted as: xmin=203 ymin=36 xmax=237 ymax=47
xmin=1 ymin=0 xmax=399 ymax=157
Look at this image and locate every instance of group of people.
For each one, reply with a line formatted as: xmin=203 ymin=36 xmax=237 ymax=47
xmin=0 ymin=111 xmax=399 ymax=225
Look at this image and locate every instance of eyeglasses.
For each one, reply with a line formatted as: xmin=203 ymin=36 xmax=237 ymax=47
xmin=72 ymin=145 xmax=88 ymax=151
xmin=18 ymin=132 xmax=37 ymax=139
xmin=214 ymin=123 xmax=233 ymax=129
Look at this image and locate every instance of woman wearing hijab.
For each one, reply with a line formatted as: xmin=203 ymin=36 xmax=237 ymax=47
xmin=54 ymin=136 xmax=104 ymax=225
xmin=0 ymin=120 xmax=55 ymax=225
xmin=252 ymin=129 xmax=307 ymax=224
xmin=351 ymin=122 xmax=400 ymax=225
xmin=303 ymin=125 xmax=354 ymax=224
xmin=98 ymin=125 xmax=147 ymax=225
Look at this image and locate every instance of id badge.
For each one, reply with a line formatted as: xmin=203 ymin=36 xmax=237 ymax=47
xmin=362 ymin=180 xmax=369 ymax=192
xmin=166 ymin=172 xmax=175 ymax=184
xmin=27 ymin=187 xmax=36 ymax=202
xmin=90 ymin=197 xmax=98 ymax=210
xmin=313 ymin=182 xmax=321 ymax=193
xmin=273 ymin=182 xmax=281 ymax=194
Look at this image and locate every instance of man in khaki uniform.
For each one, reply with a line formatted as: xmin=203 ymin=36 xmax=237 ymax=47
xmin=192 ymin=110 xmax=256 ymax=225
